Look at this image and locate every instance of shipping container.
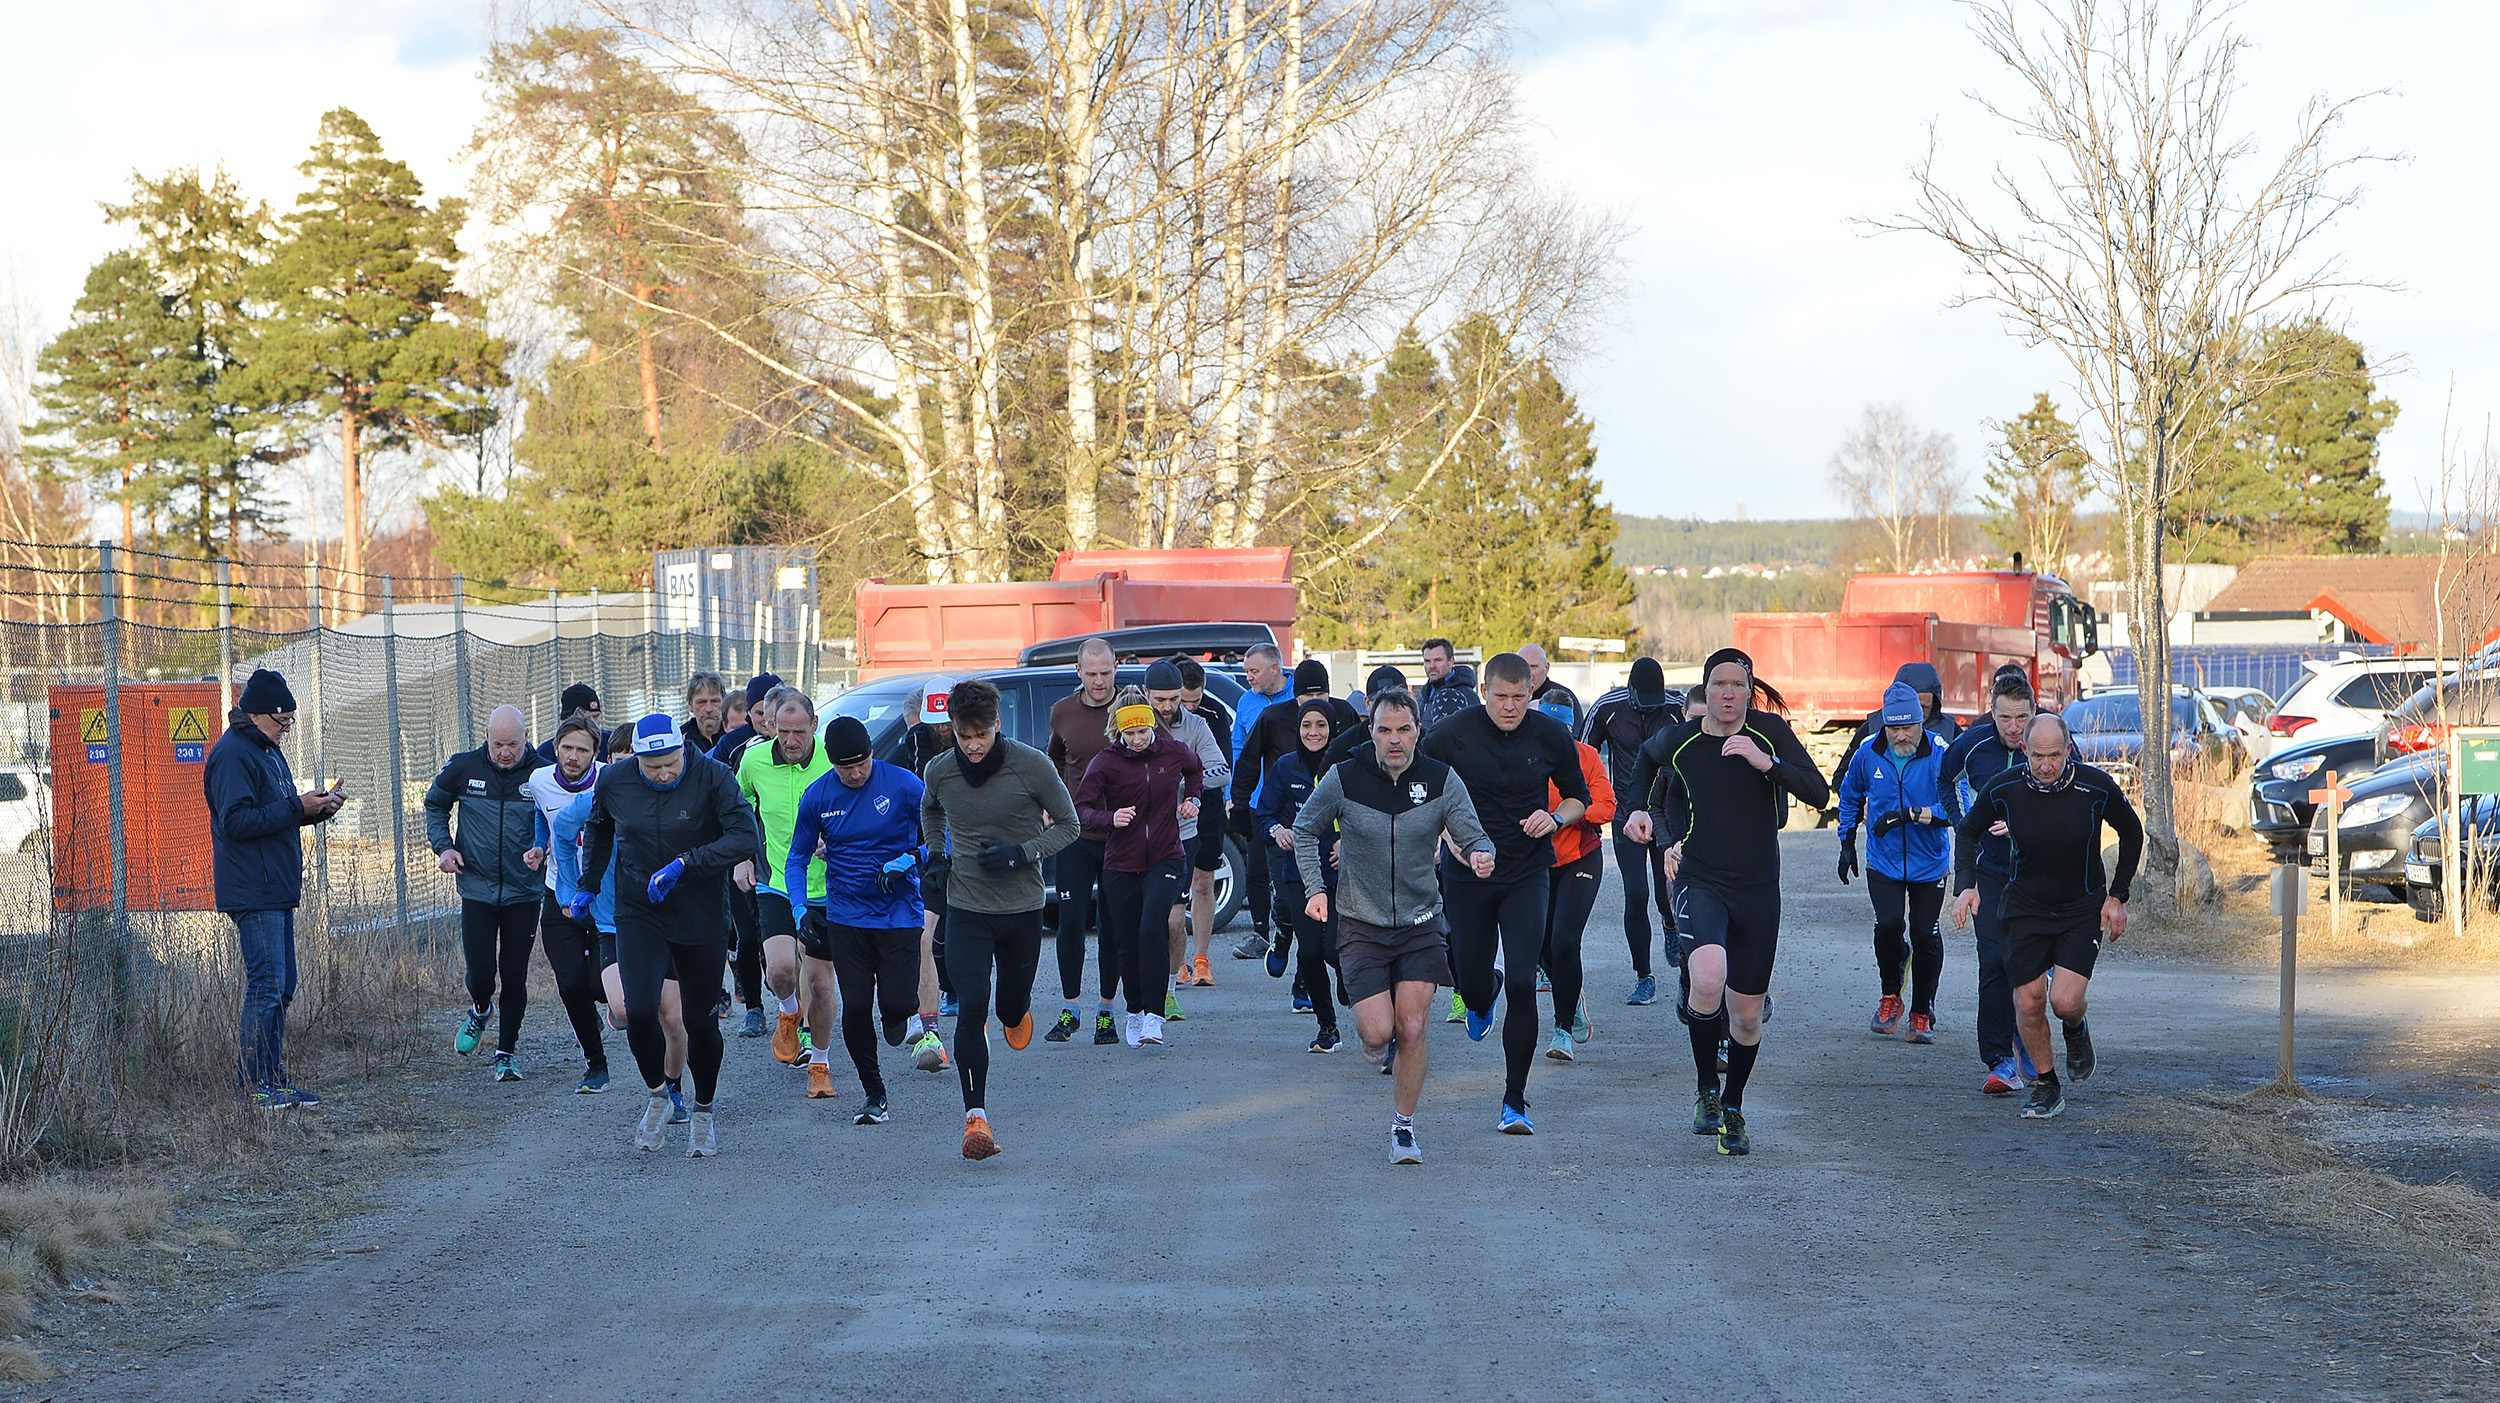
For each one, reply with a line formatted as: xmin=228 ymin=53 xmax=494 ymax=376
xmin=50 ymin=682 xmax=221 ymax=913
xmin=855 ymin=575 xmax=1296 ymax=677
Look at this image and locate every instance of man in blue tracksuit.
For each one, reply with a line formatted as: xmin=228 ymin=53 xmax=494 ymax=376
xmin=1837 ymin=682 xmax=1952 ymax=1046
xmin=1938 ymin=669 xmax=2041 ymax=1094
xmin=1228 ymin=643 xmax=1291 ymax=959
xmin=789 ymin=715 xmax=928 ymax=1126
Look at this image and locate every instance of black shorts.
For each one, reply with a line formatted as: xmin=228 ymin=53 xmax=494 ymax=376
xmin=1192 ymin=820 xmax=1225 ymax=872
xmin=2004 ymin=909 xmax=2103 ymax=986
xmin=1675 ymin=881 xmax=1780 ymax=997
xmin=1337 ymin=915 xmax=1450 ymax=1004
xmin=758 ymin=890 xmax=800 ymax=940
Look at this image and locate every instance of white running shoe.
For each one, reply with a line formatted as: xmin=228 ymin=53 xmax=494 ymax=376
xmin=1141 ymin=1013 xmax=1165 ymax=1045
xmin=686 ymin=1110 xmax=717 ymax=1157
xmin=635 ymin=1092 xmax=670 ymax=1151
xmin=1124 ymin=1012 xmax=1144 ymax=1048
xmin=1391 ymin=1120 xmax=1422 ymax=1164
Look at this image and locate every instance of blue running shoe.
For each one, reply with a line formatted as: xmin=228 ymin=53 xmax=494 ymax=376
xmin=1627 ymin=975 xmax=1657 ymax=1006
xmin=666 ymin=1082 xmax=690 ymax=1125
xmin=1498 ymin=1104 xmax=1534 ymax=1135
xmin=1293 ymin=993 xmax=1314 ymax=1013
xmin=940 ymin=992 xmax=960 ymax=1016
xmin=1266 ymin=946 xmax=1288 ymax=978
xmin=278 ymin=1082 xmax=321 ymax=1107
xmin=1465 ymin=1003 xmax=1496 ymax=1042
xmin=1982 ymin=1056 xmax=2022 ymax=1095
xmin=577 ymin=1068 xmax=610 ymax=1095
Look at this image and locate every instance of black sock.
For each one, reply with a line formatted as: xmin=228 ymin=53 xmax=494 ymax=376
xmin=2035 ymin=1068 xmax=2060 ymax=1090
xmin=1723 ymin=1038 xmax=1760 ymax=1110
xmin=2061 ymin=1017 xmax=2087 ymax=1037
xmin=1687 ymin=1010 xmax=1721 ymax=1092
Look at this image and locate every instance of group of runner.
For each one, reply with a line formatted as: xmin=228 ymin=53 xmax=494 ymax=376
xmin=419 ymin=638 xmax=2140 ymax=1162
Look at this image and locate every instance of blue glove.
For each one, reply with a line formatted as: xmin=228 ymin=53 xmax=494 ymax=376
xmin=568 ymin=894 xmax=594 ymax=921
xmin=647 ymin=858 xmax=685 ymax=904
xmin=876 ymin=851 xmax=918 ymax=895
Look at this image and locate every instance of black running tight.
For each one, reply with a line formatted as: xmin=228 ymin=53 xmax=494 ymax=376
xmin=460 ymin=899 xmax=538 ymax=1055
xmin=1866 ymin=872 xmax=1946 ymax=1016
xmin=537 ymin=894 xmax=607 ymax=1070
xmin=1441 ymin=862 xmax=1550 ymax=1111
xmin=946 ymin=906 xmax=1044 ymax=1112
xmin=619 ymin=928 xmax=726 ymax=1104
xmin=1542 ymin=850 xmax=1602 ymax=1032
xmin=1101 ymin=858 xmax=1185 ymax=1016
xmin=1054 ymin=839 xmax=1114 ymax=1003
xmin=830 ymin=924 xmax=920 ymax=1101
xmin=1276 ymin=879 xmax=1340 ymax=1032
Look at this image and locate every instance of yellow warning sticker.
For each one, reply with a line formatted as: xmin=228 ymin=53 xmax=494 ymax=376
xmin=79 ymin=709 xmax=107 ymax=744
xmin=169 ymin=707 xmax=210 ymax=744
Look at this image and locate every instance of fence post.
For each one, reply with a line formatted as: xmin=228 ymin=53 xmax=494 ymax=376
xmin=306 ymin=561 xmax=328 ymax=906
xmin=752 ymin=599 xmax=766 ymax=678
xmin=547 ymin=588 xmax=562 ymax=713
xmin=215 ymin=557 xmax=234 ymax=719
xmin=97 ymin=541 xmax=131 ymax=1036
xmin=802 ymin=605 xmax=818 ymax=695
xmin=590 ymin=585 xmax=606 ymax=701
xmin=452 ymin=574 xmax=475 ymax=750
xmin=643 ymin=589 xmax=657 ymax=717
xmin=383 ymin=578 xmax=413 ymax=949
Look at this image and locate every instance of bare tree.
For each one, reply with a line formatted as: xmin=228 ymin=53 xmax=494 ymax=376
xmin=1829 ymin=404 xmax=1960 ymax=572
xmin=1887 ymin=0 xmax=2380 ymax=909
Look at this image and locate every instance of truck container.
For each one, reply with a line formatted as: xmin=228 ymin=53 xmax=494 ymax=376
xmin=1051 ymin=547 xmax=1292 ymax=584
xmin=855 ymin=572 xmax=1295 ymax=677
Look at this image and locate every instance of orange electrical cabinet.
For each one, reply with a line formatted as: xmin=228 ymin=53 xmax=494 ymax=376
xmin=49 ymin=683 xmax=223 ymax=913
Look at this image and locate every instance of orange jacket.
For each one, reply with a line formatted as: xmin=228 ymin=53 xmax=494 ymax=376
xmin=1549 ymin=741 xmax=1616 ymax=867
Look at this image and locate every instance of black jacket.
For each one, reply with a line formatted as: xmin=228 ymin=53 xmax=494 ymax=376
xmin=1417 ymin=667 xmax=1480 ymax=731
xmin=1954 ymin=762 xmax=2143 ymax=918
xmin=1580 ymin=685 xmax=1685 ymax=813
xmin=203 ymin=721 xmax=320 ymax=913
xmin=423 ymin=744 xmax=548 ymax=906
xmin=580 ymin=753 xmax=761 ymax=940
xmin=1231 ymin=692 xmax=1363 ymax=816
xmin=1418 ymin=706 xmax=1591 ymax=885
xmin=1646 ymin=709 xmax=1830 ymax=890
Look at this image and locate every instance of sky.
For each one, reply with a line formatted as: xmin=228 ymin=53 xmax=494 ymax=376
xmin=1 ymin=0 xmax=2492 ymax=528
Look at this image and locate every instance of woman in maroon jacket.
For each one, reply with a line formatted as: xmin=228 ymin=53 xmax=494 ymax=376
xmin=1074 ymin=687 xmax=1203 ymax=1047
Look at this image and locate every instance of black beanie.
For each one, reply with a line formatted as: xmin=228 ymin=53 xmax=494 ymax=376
xmin=1144 ymin=658 xmax=1186 ymax=692
xmin=824 ymin=714 xmax=872 ymax=764
xmin=238 ymin=668 xmax=296 ymax=715
xmin=744 ymin=673 xmax=784 ymax=708
xmin=1629 ymin=656 xmax=1667 ymax=705
xmin=1365 ymin=664 xmax=1407 ymax=697
xmin=560 ymin=682 xmax=600 ymax=715
xmin=1293 ymin=658 xmax=1330 ymax=696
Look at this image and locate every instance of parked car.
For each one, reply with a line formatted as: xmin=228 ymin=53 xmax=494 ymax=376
xmin=2403 ymin=794 xmax=2500 ymax=923
xmin=2375 ymin=669 xmax=2500 ymax=769
xmin=0 ymin=767 xmax=48 ymax=853
xmin=2062 ymin=686 xmax=2247 ymax=787
xmin=2247 ymin=730 xmax=2386 ymax=864
xmin=2201 ymin=686 xmax=2278 ymax=760
xmin=2306 ymin=753 xmax=2445 ymax=899
xmin=2268 ymin=655 xmax=2443 ymax=749
xmin=825 ymin=664 xmax=1252 ymax=932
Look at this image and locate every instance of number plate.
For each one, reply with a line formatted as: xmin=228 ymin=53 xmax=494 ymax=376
xmin=2405 ymin=863 xmax=2433 ymax=885
xmin=2306 ymin=833 xmax=2326 ymax=855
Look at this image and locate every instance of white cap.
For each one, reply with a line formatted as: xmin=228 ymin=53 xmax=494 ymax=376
xmin=921 ymin=678 xmax=954 ymax=724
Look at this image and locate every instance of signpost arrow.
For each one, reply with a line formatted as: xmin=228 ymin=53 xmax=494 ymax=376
xmin=2308 ymin=770 xmax=2354 ymax=938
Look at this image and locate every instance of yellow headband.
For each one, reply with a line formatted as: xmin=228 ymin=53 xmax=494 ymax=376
xmin=1116 ymin=704 xmax=1156 ymax=733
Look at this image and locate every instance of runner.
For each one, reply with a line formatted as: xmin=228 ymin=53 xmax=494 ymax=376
xmin=1227 ymin=643 xmax=1290 ymax=961
xmin=1520 ymin=643 xmax=1585 ymax=733
xmin=565 ymin=725 xmax=692 ymax=1121
xmin=578 ymin=714 xmax=760 ymax=1157
xmin=1254 ymin=698 xmax=1353 ymax=1052
xmin=423 ymin=705 xmax=548 ymax=1083
xmin=1940 ymin=669 xmax=2042 ymax=1092
xmin=716 ymin=674 xmax=781 ymax=1040
xmin=534 ymin=683 xmax=606 ymax=763
xmin=789 ymin=715 xmax=927 ymax=1124
xmin=524 ymin=712 xmax=611 ymax=1092
xmin=1951 ymin=712 xmax=2140 ymax=1120
xmin=1072 ymin=686 xmax=1202 ymax=1047
xmin=907 ymin=679 xmax=958 ymax=1060
xmin=1415 ymin=638 xmax=1480 ymax=731
xmin=1623 ymin=647 xmax=1829 ymax=1157
xmin=1538 ymin=735 xmax=1614 ymax=1063
xmin=921 ymin=679 xmax=1081 ymax=1159
xmin=736 ymin=685 xmax=835 ymax=1075
xmin=1044 ymin=638 xmax=1121 ymax=1045
xmin=1418 ymin=652 xmax=1591 ymax=1136
xmin=680 ymin=671 xmax=730 ymax=754
xmin=1580 ymin=657 xmax=1683 ymax=1005
xmin=1173 ymin=657 xmax=1234 ymax=986
xmin=1231 ymin=658 xmax=1362 ymax=1009
xmin=1295 ymin=688 xmax=1495 ymax=1164
xmin=1146 ymin=660 xmax=1229 ymax=1005
xmin=1836 ymin=681 xmax=1952 ymax=1045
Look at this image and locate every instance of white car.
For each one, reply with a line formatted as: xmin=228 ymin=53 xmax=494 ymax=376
xmin=2266 ymin=656 xmax=2443 ymax=752
xmin=0 ymin=767 xmax=50 ymax=852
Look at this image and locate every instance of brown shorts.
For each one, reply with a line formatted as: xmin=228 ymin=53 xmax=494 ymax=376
xmin=1337 ymin=915 xmax=1450 ymax=1005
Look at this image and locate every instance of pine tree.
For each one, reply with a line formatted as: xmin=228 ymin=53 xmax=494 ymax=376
xmin=1978 ymin=392 xmax=2091 ymax=571
xmin=34 ymin=252 xmax=193 ymax=552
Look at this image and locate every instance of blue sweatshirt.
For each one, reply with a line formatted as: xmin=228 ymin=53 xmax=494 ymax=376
xmin=1837 ymin=730 xmax=1952 ymax=883
xmin=1939 ymin=724 xmax=2024 ymax=879
xmin=544 ymin=791 xmax=620 ymax=933
xmin=787 ymin=760 xmax=926 ymax=929
xmin=1252 ymin=746 xmax=1336 ymax=891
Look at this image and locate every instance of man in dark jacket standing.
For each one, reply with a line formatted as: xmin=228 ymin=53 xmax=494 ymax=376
xmin=204 ymin=668 xmax=344 ymax=1107
xmin=425 ymin=705 xmax=548 ymax=1080
xmin=1416 ymin=638 xmax=1479 ymax=731
xmin=1580 ymin=657 xmax=1685 ymax=1005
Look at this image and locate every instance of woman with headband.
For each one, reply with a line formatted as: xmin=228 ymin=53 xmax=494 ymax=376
xmin=1623 ymin=647 xmax=1828 ymax=1157
xmin=1072 ymin=686 xmax=1204 ymax=1048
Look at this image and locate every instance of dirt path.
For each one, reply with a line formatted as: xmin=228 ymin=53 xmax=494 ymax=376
xmin=51 ymin=834 xmax=2496 ymax=1400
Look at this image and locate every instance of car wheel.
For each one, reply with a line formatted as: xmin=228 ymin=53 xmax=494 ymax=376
xmin=1207 ymin=837 xmax=1246 ymax=933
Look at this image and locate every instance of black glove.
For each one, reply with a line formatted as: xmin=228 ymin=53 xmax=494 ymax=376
xmin=924 ymin=852 xmax=952 ymax=886
xmin=1837 ymin=837 xmax=1858 ymax=885
xmin=799 ymin=906 xmax=830 ymax=946
xmin=1871 ymin=808 xmax=1910 ymax=839
xmin=976 ymin=841 xmax=1028 ymax=873
xmin=1228 ymin=801 xmax=1256 ymax=840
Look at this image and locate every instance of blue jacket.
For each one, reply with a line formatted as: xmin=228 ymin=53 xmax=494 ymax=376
xmin=545 ymin=790 xmax=620 ymax=933
xmin=788 ymin=760 xmax=926 ymax=929
xmin=1252 ymin=746 xmax=1335 ymax=891
xmin=1837 ymin=730 xmax=1951 ymax=883
xmin=203 ymin=720 xmax=319 ymax=912
xmin=1939 ymin=724 xmax=2023 ymax=878
xmin=1231 ymin=679 xmax=1289 ymax=806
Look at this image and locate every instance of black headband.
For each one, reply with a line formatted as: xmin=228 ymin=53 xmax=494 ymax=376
xmin=1701 ymin=647 xmax=1752 ymax=680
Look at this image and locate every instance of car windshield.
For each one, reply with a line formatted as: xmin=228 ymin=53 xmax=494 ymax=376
xmin=823 ymin=677 xmax=922 ymax=755
xmin=2063 ymin=693 xmax=2198 ymax=735
xmin=2388 ymin=672 xmax=2500 ymax=728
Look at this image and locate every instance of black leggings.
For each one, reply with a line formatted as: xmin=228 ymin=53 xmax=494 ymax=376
xmin=1611 ymin=829 xmax=1669 ymax=977
xmin=1101 ymin=858 xmax=1186 ymax=1015
xmin=1054 ymin=839 xmax=1113 ymax=1002
xmin=620 ymin=928 xmax=727 ymax=1104
xmin=1542 ymin=850 xmax=1603 ymax=1031
xmin=1245 ymin=829 xmax=1273 ymax=937
xmin=830 ymin=924 xmax=920 ymax=1100
xmin=1275 ymin=879 xmax=1340 ymax=1032
xmin=1867 ymin=872 xmax=1946 ymax=1016
xmin=927 ymin=868 xmax=955 ymax=1000
xmin=537 ymin=893 xmax=607 ymax=1070
xmin=460 ymin=899 xmax=539 ymax=1055
xmin=946 ymin=906 xmax=1044 ymax=1112
xmin=728 ymin=887 xmax=764 ymax=1009
xmin=1441 ymin=862 xmax=1551 ymax=1110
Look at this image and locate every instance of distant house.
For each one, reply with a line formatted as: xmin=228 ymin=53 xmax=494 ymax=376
xmin=2202 ymin=555 xmax=2500 ymax=655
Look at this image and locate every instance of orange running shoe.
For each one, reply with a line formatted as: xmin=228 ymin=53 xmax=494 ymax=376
xmin=1192 ymin=956 xmax=1214 ymax=987
xmin=772 ymin=1011 xmax=803 ymax=1064
xmin=1002 ymin=1012 xmax=1034 ymax=1050
xmin=1870 ymin=994 xmax=1904 ymax=1037
xmin=1905 ymin=1012 xmax=1935 ymax=1045
xmin=805 ymin=1060 xmax=834 ymax=1097
xmin=963 ymin=1114 xmax=999 ymax=1160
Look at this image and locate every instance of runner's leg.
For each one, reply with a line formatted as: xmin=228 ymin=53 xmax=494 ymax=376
xmin=1100 ymin=868 xmax=1149 ymax=1016
xmin=1868 ymin=872 xmax=1909 ymax=1001
xmin=1489 ymin=875 xmax=1550 ymax=1111
xmin=1294 ymin=890 xmax=1337 ymax=1034
xmin=459 ymin=899 xmax=500 ymax=1024
xmin=1908 ymin=879 xmax=1946 ymax=1019
xmin=1973 ymin=871 xmax=2015 ymax=1068
xmin=1391 ymin=979 xmax=1433 ymax=1119
xmin=831 ymin=925 xmax=888 ymax=1102
xmin=1546 ymin=852 xmax=1601 ymax=1034
xmin=1139 ymin=859 xmax=1185 ymax=1018
xmin=1054 ymin=839 xmax=1106 ymax=1010
xmin=948 ymin=908 xmax=998 ymax=1111
xmin=493 ymin=902 xmax=536 ymax=1055
xmin=618 ymin=928 xmax=674 ymax=1090
xmin=1612 ymin=829 xmax=1653 ymax=980
xmin=539 ymin=895 xmax=606 ymax=1071
xmin=671 ymin=938 xmax=729 ymax=1105
xmin=1439 ymin=857 xmax=1502 ymax=1017
xmin=728 ymin=888 xmax=762 ymax=1013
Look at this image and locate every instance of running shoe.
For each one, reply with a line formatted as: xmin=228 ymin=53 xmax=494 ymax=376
xmin=940 ymin=992 xmax=960 ymax=1016
xmin=738 ymin=1007 xmax=765 ymax=1037
xmin=1446 ymin=991 xmax=1467 ymax=1024
xmin=1125 ymin=1012 xmax=1144 ymax=1048
xmin=913 ymin=1031 xmax=948 ymax=1072
xmin=1627 ymin=975 xmax=1657 ymax=1006
xmin=1465 ymin=1001 xmax=1495 ymax=1043
xmin=1093 ymin=1011 xmax=1119 ymax=1045
xmin=2021 ymin=1077 xmax=2066 ymax=1119
xmin=1905 ymin=1012 xmax=1935 ymax=1045
xmin=1141 ymin=1013 xmax=1166 ymax=1045
xmin=1498 ymin=1104 xmax=1534 ymax=1135
xmin=1310 ymin=1028 xmax=1341 ymax=1054
xmin=1266 ymin=945 xmax=1288 ymax=978
xmin=806 ymin=1061 xmax=834 ymax=1098
xmin=1292 ymin=991 xmax=1313 ymax=1014
xmin=854 ymin=1097 xmax=890 ymax=1126
xmin=492 ymin=1051 xmax=521 ymax=1082
xmin=1044 ymin=1009 xmax=1080 ymax=1043
xmin=1391 ymin=1120 xmax=1422 ymax=1165
xmin=1982 ymin=1057 xmax=2022 ymax=1095
xmin=279 ymin=1083 xmax=322 ymax=1107
xmin=1380 ymin=1036 xmax=1397 ymax=1077
xmin=1165 ymin=991 xmax=1184 ymax=1021
xmin=1546 ymin=1027 xmax=1574 ymax=1062
xmin=454 ymin=1005 xmax=490 ymax=1055
xmin=798 ymin=1029 xmax=814 ymax=1058
xmin=248 ymin=1085 xmax=297 ymax=1110
xmin=636 ymin=1092 xmax=671 ymax=1151
xmin=1573 ymin=1005 xmax=1592 ymax=1045
xmin=772 ymin=1012 xmax=802 ymax=1064
xmin=1870 ymin=994 xmax=1904 ymax=1037
xmin=1192 ymin=956 xmax=1214 ymax=987
xmin=1003 ymin=1012 xmax=1034 ymax=1050
xmin=1535 ymin=967 xmax=1552 ymax=993
xmin=666 ymin=1082 xmax=689 ymax=1124
xmin=687 ymin=1110 xmax=717 ymax=1157
xmin=1692 ymin=1087 xmax=1723 ymax=1135
xmin=963 ymin=1114 xmax=999 ymax=1160
xmin=2064 ymin=1018 xmax=2096 ymax=1083
xmin=1716 ymin=1106 xmax=1749 ymax=1156
xmin=1233 ymin=933 xmax=1270 ymax=960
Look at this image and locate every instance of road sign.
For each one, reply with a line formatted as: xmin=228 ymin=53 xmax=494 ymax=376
xmin=2308 ymin=770 xmax=2351 ymax=936
xmin=2460 ymin=727 xmax=2500 ymax=796
xmin=169 ymin=706 xmax=210 ymax=763
xmin=79 ymin=707 xmax=107 ymax=763
xmin=1557 ymin=636 xmax=1625 ymax=654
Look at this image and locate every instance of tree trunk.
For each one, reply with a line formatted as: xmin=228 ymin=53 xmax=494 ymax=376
xmin=634 ymin=297 xmax=664 ymax=453
xmin=2128 ymin=447 xmax=2180 ymax=916
xmin=1206 ymin=0 xmax=1252 ymax=549
xmin=949 ymin=0 xmax=1008 ymax=581
xmin=1241 ymin=0 xmax=1302 ymax=548
xmin=1057 ymin=2 xmax=1110 ymax=551
xmin=341 ymin=406 xmax=364 ymax=608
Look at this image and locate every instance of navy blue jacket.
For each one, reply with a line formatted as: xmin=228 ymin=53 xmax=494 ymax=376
xmin=1940 ymin=724 xmax=2023 ymax=878
xmin=203 ymin=720 xmax=320 ymax=912
xmin=1252 ymin=746 xmax=1336 ymax=891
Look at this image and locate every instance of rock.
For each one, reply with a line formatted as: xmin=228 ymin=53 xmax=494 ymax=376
xmin=2100 ymin=840 xmax=2218 ymax=908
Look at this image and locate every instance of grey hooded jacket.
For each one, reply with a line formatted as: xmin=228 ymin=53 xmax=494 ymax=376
xmin=1293 ymin=749 xmax=1492 ymax=929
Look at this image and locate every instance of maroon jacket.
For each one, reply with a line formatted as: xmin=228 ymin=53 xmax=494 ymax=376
xmin=1072 ymin=734 xmax=1204 ymax=872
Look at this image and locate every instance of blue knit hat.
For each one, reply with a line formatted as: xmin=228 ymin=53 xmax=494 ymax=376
xmin=1880 ymin=681 xmax=1922 ymax=727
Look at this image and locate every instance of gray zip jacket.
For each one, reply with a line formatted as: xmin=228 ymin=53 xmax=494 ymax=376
xmin=1294 ymin=750 xmax=1492 ymax=929
xmin=1169 ymin=708 xmax=1232 ymax=840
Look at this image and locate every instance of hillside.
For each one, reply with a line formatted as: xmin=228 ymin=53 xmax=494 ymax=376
xmin=1613 ymin=515 xmax=1847 ymax=571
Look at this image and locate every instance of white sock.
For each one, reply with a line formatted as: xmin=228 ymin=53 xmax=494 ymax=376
xmin=776 ymin=995 xmax=799 ymax=1016
xmin=808 ymin=1048 xmax=829 ymax=1066
xmin=966 ymin=1106 xmax=985 ymax=1123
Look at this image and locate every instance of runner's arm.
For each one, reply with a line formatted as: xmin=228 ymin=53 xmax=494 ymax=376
xmin=1292 ymin=768 xmax=1343 ymax=891
xmin=578 ymin=784 xmax=614 ymax=896
xmin=1546 ymin=728 xmax=1591 ymax=828
xmin=784 ymin=796 xmax=819 ymax=909
xmin=2101 ymin=778 xmax=2145 ymax=903
xmin=1835 ymin=745 xmax=1868 ymax=843
xmin=1951 ymin=787 xmax=1993 ymax=895
xmin=1767 ymin=717 xmax=1833 ymax=809
xmin=1936 ymin=728 xmax=1975 ymax=824
xmin=421 ymin=757 xmax=459 ymax=855
xmin=682 ymin=768 xmax=761 ymax=874
xmin=1439 ymin=773 xmax=1495 ymax=861
xmin=1026 ymin=755 xmax=1083 ymax=864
